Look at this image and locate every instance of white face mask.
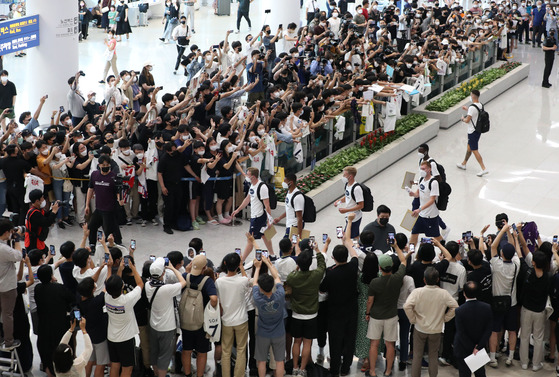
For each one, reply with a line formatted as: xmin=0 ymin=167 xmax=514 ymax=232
xmin=197 ymin=150 xmax=204 ymax=156
xmin=282 ymin=182 xmax=289 ymax=189
xmin=245 ymin=176 xmax=252 ymax=183
xmin=55 ymin=152 xmax=63 ymax=159
xmin=181 ymin=134 xmax=191 ymax=140
xmin=89 ymin=126 xmax=96 ymax=134
xmin=124 ymin=75 xmax=130 ymax=81
xmin=257 ymin=129 xmax=265 ymax=136
xmin=341 ymin=176 xmax=348 ymax=184
xmin=1 ymin=76 xmax=8 ymax=83
xmin=41 ymin=149 xmax=49 ymax=156
xmin=332 ymin=12 xmax=338 ymax=18
xmin=136 ymin=153 xmax=144 ymax=159
xmin=25 ymin=136 xmax=33 ymax=142
xmin=419 ymin=170 xmax=427 ymax=178
xmin=65 ymin=119 xmax=73 ymax=126
xmin=418 ymin=152 xmax=425 ymax=158
xmin=122 ymin=149 xmax=131 ymax=156
xmin=249 ymin=136 xmax=258 ymax=143
xmin=210 ymin=145 xmax=219 ymax=151
xmin=148 ymin=67 xmax=153 ymax=71
xmin=470 ymin=95 xmax=474 ymax=102
xmin=80 ymin=149 xmax=87 ymax=157
xmin=170 ymin=100 xmax=179 ymax=106
xmin=406 ymin=63 xmax=413 ymax=68
xmin=227 ymin=146 xmax=235 ymax=153
xmin=90 ymin=96 xmax=96 ymax=103
xmin=40 ymin=199 xmax=46 ymax=208
xmin=78 ymin=137 xmax=85 ymax=143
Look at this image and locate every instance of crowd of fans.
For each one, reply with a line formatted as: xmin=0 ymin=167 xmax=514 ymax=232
xmin=0 ymin=0 xmax=558 ymax=377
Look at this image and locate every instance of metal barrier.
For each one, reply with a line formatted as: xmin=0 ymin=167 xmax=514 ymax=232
xmin=273 ymin=41 xmax=499 ymax=176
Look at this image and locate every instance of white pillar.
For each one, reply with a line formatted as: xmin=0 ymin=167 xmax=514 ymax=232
xmin=264 ymin=0 xmax=301 ymax=30
xmin=27 ymin=0 xmax=79 ymax=124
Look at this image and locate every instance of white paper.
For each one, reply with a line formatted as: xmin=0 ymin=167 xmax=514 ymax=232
xmin=402 ymin=171 xmax=416 ymax=189
xmin=464 ymin=349 xmax=490 ymax=373
xmin=370 ymin=84 xmax=384 ymax=93
xmin=400 ymin=84 xmax=416 ymax=92
xmin=400 ymin=210 xmax=418 ymax=232
xmin=363 ymin=90 xmax=375 ymax=100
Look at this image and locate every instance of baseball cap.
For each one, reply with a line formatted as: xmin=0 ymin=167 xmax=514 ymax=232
xmin=501 ymin=244 xmax=515 ymax=260
xmin=191 ymin=255 xmax=207 ymax=276
xmin=379 ymin=254 xmax=393 ymax=270
xmin=21 ymin=129 xmax=32 ymax=137
xmin=149 ymin=257 xmax=166 ymax=278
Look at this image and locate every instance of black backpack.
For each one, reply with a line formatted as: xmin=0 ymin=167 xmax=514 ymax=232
xmin=425 ymin=158 xmax=447 ymax=182
xmin=291 ymin=191 xmax=317 ymax=223
xmin=257 ymin=182 xmax=278 ymax=210
xmin=347 ymin=183 xmax=374 ymax=212
xmin=470 ymin=103 xmax=490 ymax=133
xmin=420 ymin=177 xmax=452 ymax=211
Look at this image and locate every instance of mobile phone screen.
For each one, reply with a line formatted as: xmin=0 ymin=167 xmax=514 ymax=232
xmin=124 ymin=255 xmax=130 ymax=267
xmin=554 ymin=235 xmax=558 ymax=243
xmin=291 ymin=235 xmax=297 ymax=244
xmin=235 ymin=248 xmax=241 ymax=255
xmin=74 ymin=310 xmax=81 ymax=321
xmin=336 ymin=226 xmax=343 ymax=239
xmin=309 ymin=236 xmax=315 ymax=244
xmin=388 ymin=232 xmax=395 ymax=245
xmin=149 ymin=255 xmax=156 ymax=261
xmin=262 ymin=251 xmax=269 ymax=258
xmin=409 ymin=244 xmax=415 ymax=252
xmin=421 ymin=237 xmax=432 ymax=244
xmin=130 ymin=239 xmax=136 ymax=250
xmin=163 ymin=257 xmax=169 ymax=266
xmin=50 ymin=245 xmax=55 ymax=255
xmin=97 ymin=230 xmax=103 ymax=240
xmin=104 ymin=253 xmax=110 ymax=263
xmin=323 ymin=234 xmax=328 ymax=243
xmin=200 ymin=251 xmax=206 ymax=256
xmin=255 ymin=250 xmax=262 ymax=261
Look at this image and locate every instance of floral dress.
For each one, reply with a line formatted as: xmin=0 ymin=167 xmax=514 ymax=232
xmin=355 ymin=275 xmax=371 ymax=359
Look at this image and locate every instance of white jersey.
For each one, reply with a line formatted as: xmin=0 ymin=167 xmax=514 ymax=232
xmin=344 ymin=182 xmax=364 ymax=221
xmin=284 ymin=189 xmax=305 ymax=228
xmin=418 ymin=177 xmax=439 ymax=218
xmin=248 ymin=180 xmax=268 ymax=218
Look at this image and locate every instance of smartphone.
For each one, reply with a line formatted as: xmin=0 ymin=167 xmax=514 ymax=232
xmin=352 ymin=239 xmax=358 ymax=247
xmin=130 ymin=239 xmax=136 ymax=250
xmin=124 ymin=255 xmax=130 ymax=267
xmin=149 ymin=255 xmax=156 ymax=262
xmin=74 ymin=310 xmax=81 ymax=321
xmin=49 ymin=245 xmax=56 ymax=256
xmin=200 ymin=251 xmax=206 ymax=256
xmin=409 ymin=244 xmax=415 ymax=253
xmin=60 ymin=106 xmax=65 ymax=113
xmin=291 ymin=235 xmax=297 ymax=244
xmin=163 ymin=257 xmax=169 ymax=266
xmin=554 ymin=235 xmax=558 ymax=244
xmin=22 ymin=248 xmax=26 ymax=258
xmin=323 ymin=234 xmax=328 ymax=244
xmin=235 ymin=248 xmax=241 ymax=255
xmin=279 ymin=23 xmax=283 ymax=29
xmin=104 ymin=253 xmax=110 ymax=263
xmin=97 ymin=230 xmax=103 ymax=241
xmin=466 ymin=231 xmax=472 ymax=241
xmin=388 ymin=232 xmax=395 ymax=245
xmin=421 ymin=237 xmax=432 ymax=244
xmin=262 ymin=251 xmax=269 ymax=258
xmin=309 ymin=236 xmax=315 ymax=244
xmin=212 ymin=45 xmax=219 ymax=49
xmin=228 ymin=29 xmax=234 ymax=33
xmin=336 ymin=226 xmax=343 ymax=239
xmin=511 ymin=223 xmax=517 ymax=233
xmin=45 ymin=94 xmax=48 ymax=99
xmin=271 ymin=103 xmax=278 ymax=109
xmin=255 ymin=249 xmax=262 ymax=261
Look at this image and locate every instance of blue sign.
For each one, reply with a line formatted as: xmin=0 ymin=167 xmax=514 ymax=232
xmin=0 ymin=15 xmax=39 ymax=55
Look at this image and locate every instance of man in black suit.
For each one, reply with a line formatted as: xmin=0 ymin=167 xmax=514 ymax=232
xmin=454 ymin=281 xmax=493 ymax=377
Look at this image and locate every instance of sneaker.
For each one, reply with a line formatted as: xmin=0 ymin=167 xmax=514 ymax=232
xmin=441 ymin=226 xmax=451 ymax=240
xmin=421 ymin=359 xmax=429 ymax=369
xmin=151 ymin=218 xmax=159 ymax=226
xmin=126 ymin=218 xmax=133 ymax=225
xmin=364 ymin=372 xmax=377 ymax=377
xmin=476 ymin=169 xmax=489 ymax=177
xmin=292 ymin=368 xmax=300 ymax=376
xmin=192 ymin=30 xmax=196 ymax=34
xmin=556 ymin=367 xmax=559 ymax=377
xmin=196 ymin=216 xmax=206 ymax=225
xmin=192 ymin=221 xmax=200 ymax=230
xmin=3 ymin=339 xmax=21 ymax=350
xmin=398 ymin=361 xmax=406 ymax=371
xmin=456 ymin=163 xmax=467 ymax=170
xmin=173 ymin=71 xmax=177 ymax=75
xmin=299 ymin=370 xmax=307 ymax=377
xmin=438 ymin=357 xmax=450 ymax=366
xmin=235 ymin=30 xmax=240 ymax=33
xmin=505 ymin=358 xmax=513 ymax=367
xmin=532 ymin=363 xmax=543 ymax=372
xmin=521 ymin=364 xmax=528 ymax=370
xmin=248 ymin=27 xmax=251 ymax=31
xmin=159 ymin=37 xmax=165 ymax=41
xmin=208 ymin=219 xmax=219 ymax=225
xmin=163 ymin=226 xmax=174 ymax=235
xmin=140 ymin=220 xmax=147 ymax=227
xmin=62 ymin=218 xmax=73 ymax=226
xmin=316 ymin=354 xmax=324 ymax=365
xmin=219 ymin=218 xmax=231 ymax=225
xmin=98 ymin=80 xmax=105 ymax=84
xmin=488 ymin=359 xmax=498 ymax=368
xmin=58 ymin=221 xmax=66 ymax=229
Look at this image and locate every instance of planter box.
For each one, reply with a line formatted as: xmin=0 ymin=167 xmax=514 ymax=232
xmin=413 ymin=63 xmax=530 ymax=129
xmin=271 ymin=118 xmax=440 ymax=220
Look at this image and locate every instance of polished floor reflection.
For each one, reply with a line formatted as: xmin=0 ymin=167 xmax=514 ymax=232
xmin=7 ymin=2 xmax=559 ymax=376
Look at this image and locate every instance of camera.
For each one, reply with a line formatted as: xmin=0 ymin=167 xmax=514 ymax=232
xmin=79 ymin=71 xmax=86 ymax=77
xmin=114 ymin=174 xmax=132 ymax=198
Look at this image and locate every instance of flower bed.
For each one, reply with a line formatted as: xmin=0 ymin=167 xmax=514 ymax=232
xmin=276 ymin=114 xmax=428 ymax=201
xmin=425 ymin=61 xmax=522 ymax=112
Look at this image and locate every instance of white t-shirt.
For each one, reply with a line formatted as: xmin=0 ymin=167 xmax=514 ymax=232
xmin=285 ymin=189 xmax=305 ymax=228
xmin=344 ymin=182 xmax=364 ymax=221
xmin=72 ymin=265 xmax=108 ymax=296
xmin=215 ymin=274 xmax=251 ymax=326
xmin=106 ymin=286 xmax=142 ymax=342
xmin=491 ymin=256 xmax=520 ymax=307
xmin=418 ymin=177 xmax=439 ymax=218
xmin=397 ymin=275 xmax=415 ymax=309
xmin=283 ymin=30 xmax=297 ymax=53
xmin=26 ymin=265 xmax=40 ymax=312
xmin=328 ymin=17 xmax=341 ymax=38
xmin=249 ymin=180 xmax=268 ymax=218
xmin=466 ymin=102 xmax=482 ymax=134
xmin=440 ymin=261 xmax=467 ymax=301
xmin=146 ymin=282 xmax=183 ymax=332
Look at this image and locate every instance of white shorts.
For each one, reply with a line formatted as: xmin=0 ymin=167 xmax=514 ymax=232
xmin=89 ymin=340 xmax=111 ymax=365
xmin=366 ymin=315 xmax=398 ymax=342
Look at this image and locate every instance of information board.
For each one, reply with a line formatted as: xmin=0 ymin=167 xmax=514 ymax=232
xmin=0 ymin=15 xmax=39 ymax=55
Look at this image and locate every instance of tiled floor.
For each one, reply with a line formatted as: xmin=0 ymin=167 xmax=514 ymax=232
xmin=7 ymin=2 xmax=559 ymax=376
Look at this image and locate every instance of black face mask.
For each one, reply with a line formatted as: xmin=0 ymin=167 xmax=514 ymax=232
xmin=379 ymin=217 xmax=389 ymax=226
xmin=181 ymin=21 xmax=186 ymax=25
xmin=101 ymin=166 xmax=110 ymax=173
xmin=107 ymin=138 xmax=115 ymax=144
xmin=496 ymin=222 xmax=503 ymax=228
xmin=156 ymin=141 xmax=164 ymax=148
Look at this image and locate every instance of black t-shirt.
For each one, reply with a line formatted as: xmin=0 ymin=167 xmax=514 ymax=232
xmin=14 ymin=282 xmax=30 ymax=339
xmin=406 ymin=259 xmax=449 ymax=288
xmin=0 ymin=156 xmax=31 ymax=189
xmin=122 ymin=274 xmax=149 ymax=326
xmin=319 ymin=257 xmax=359 ymax=315
xmin=59 ymin=261 xmax=78 ymax=296
xmin=467 ymin=262 xmax=493 ymax=304
xmin=83 ymin=102 xmax=102 ymax=119
xmin=0 ymin=80 xmax=17 ymax=109
xmin=521 ymin=269 xmax=550 ymax=312
xmin=79 ymin=292 xmax=108 ymax=344
xmin=158 ymin=152 xmax=187 ymax=185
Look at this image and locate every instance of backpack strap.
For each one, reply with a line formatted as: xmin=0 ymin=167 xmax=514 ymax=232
xmin=149 ymin=285 xmax=162 ymax=308
xmin=185 ymin=273 xmax=192 ymax=289
xmin=291 ymin=191 xmax=302 ymax=209
xmin=468 ymin=103 xmax=483 ymax=126
xmin=256 ymin=182 xmax=264 ymax=202
xmin=350 ymin=183 xmax=359 ymax=202
xmin=197 ymin=276 xmax=210 ymax=291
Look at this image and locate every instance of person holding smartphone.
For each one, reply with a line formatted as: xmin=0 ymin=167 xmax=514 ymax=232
xmin=53 ymin=317 xmax=92 ymax=377
xmin=273 ymin=174 xmax=305 ymax=239
xmin=24 ymin=189 xmax=60 ymax=254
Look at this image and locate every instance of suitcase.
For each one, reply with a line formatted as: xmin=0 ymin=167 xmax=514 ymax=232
xmin=216 ymin=0 xmax=230 ymax=16
xmin=139 ymin=12 xmax=148 ymax=26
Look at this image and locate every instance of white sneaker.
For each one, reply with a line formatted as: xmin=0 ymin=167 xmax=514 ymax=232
xmin=441 ymin=226 xmax=451 ymax=240
xmin=477 ymin=169 xmax=489 ymax=177
xmin=456 ymin=163 xmax=467 ymax=170
xmin=521 ymin=364 xmax=528 ymax=370
xmin=532 ymin=363 xmax=543 ymax=372
xmin=488 ymin=359 xmax=499 ymax=368
xmin=505 ymin=358 xmax=513 ymax=367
